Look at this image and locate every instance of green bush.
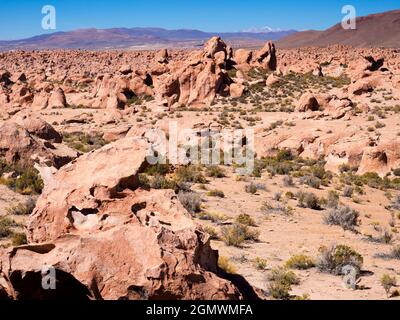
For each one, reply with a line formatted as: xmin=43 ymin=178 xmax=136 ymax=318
xmin=221 ymin=224 xmax=259 ymax=247
xmin=0 ymin=217 xmax=17 ymax=238
xmin=267 ymin=267 xmax=300 ymax=300
xmin=236 ymin=214 xmax=256 ymax=226
xmin=6 ymin=197 xmax=36 ymax=216
xmin=381 ymin=274 xmax=397 ymax=297
xmin=317 ymin=244 xmax=363 ymax=275
xmin=207 ymin=189 xmax=225 ymax=198
xmin=205 ymin=165 xmax=226 ymax=178
xmin=175 ymin=165 xmax=207 ymax=184
xmin=285 ymin=254 xmax=315 ymax=270
xmin=11 ymin=233 xmax=27 ymax=246
xmin=323 ymin=206 xmax=359 ymax=231
xmin=298 ymin=192 xmax=320 ymax=210
xmin=178 ymin=191 xmax=202 ymax=214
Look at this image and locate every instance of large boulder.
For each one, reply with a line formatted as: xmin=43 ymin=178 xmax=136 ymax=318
xmin=295 ymin=93 xmax=320 ymax=112
xmin=48 ymin=87 xmax=67 ymax=108
xmin=0 ymin=121 xmax=77 ymax=169
xmin=0 ymin=137 xmax=257 ymax=300
xmin=253 ymin=41 xmax=277 ymax=71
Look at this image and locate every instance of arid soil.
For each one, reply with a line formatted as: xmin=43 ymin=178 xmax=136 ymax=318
xmin=0 ymin=37 xmax=399 ymax=300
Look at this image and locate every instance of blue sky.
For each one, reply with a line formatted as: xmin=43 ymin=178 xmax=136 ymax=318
xmin=0 ymin=0 xmax=398 ymax=40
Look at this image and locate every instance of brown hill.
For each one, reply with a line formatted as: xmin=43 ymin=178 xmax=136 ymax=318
xmin=278 ymin=10 xmax=400 ymax=48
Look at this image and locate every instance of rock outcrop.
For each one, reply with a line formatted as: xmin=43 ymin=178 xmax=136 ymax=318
xmin=0 ymin=137 xmax=256 ymax=300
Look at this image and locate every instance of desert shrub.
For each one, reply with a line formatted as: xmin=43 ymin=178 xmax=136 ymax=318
xmin=205 ymin=165 xmax=226 ymax=178
xmin=393 ymin=168 xmax=400 ymax=177
xmin=218 ymin=256 xmax=237 ymax=274
xmin=254 ymin=257 xmax=267 ymax=270
xmin=63 ymin=132 xmax=108 ymax=153
xmin=285 ymin=254 xmax=315 ymax=270
xmin=178 ymin=191 xmax=201 ymax=214
xmin=245 ymin=183 xmax=258 ymax=194
xmin=261 ymin=201 xmax=293 ymax=215
xmin=203 ymin=225 xmax=219 ymax=240
xmin=267 ymin=267 xmax=300 ymax=300
xmin=236 ymin=214 xmax=256 ymax=226
xmin=175 ymin=165 xmax=206 ymax=184
xmin=299 ymin=175 xmax=321 ymax=189
xmin=207 ymin=189 xmax=225 ymax=198
xmin=273 ymin=192 xmax=282 ymax=201
xmin=147 ymin=174 xmax=174 ymax=190
xmin=6 ymin=197 xmax=36 ymax=216
xmin=276 ymin=149 xmax=294 ymax=162
xmin=0 ymin=217 xmax=17 ymax=238
xmin=3 ymin=167 xmax=44 ymax=195
xmin=221 ymin=224 xmax=259 ymax=247
xmin=381 ymin=274 xmax=397 ymax=297
xmin=343 ymin=186 xmax=354 ymax=198
xmin=198 ymin=211 xmax=228 ymax=223
xmin=283 ymin=175 xmax=294 ymax=187
xmin=323 ymin=206 xmax=359 ymax=231
xmin=368 ymin=229 xmax=393 ymax=244
xmin=390 ymin=245 xmax=400 ymax=259
xmin=298 ymin=192 xmax=320 ymax=210
xmin=391 ymin=195 xmax=400 ymax=210
xmin=317 ymin=244 xmax=363 ymax=275
xmin=11 ymin=233 xmax=27 ymax=246
xmin=326 ymin=190 xmax=339 ymax=208
xmin=144 ymin=161 xmax=171 ymax=176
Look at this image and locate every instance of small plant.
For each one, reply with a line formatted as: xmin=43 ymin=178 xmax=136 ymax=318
xmin=300 ymin=175 xmax=321 ymax=189
xmin=267 ymin=267 xmax=300 ymax=300
xmin=11 ymin=233 xmax=27 ymax=246
xmin=0 ymin=217 xmax=18 ymax=239
xmin=285 ymin=254 xmax=315 ymax=270
xmin=273 ymin=192 xmax=283 ymax=201
xmin=207 ymin=189 xmax=225 ymax=198
xmin=326 ymin=190 xmax=339 ymax=208
xmin=343 ymin=186 xmax=354 ymax=198
xmin=317 ymin=244 xmax=363 ymax=275
xmin=393 ymin=168 xmax=400 ymax=177
xmin=283 ymin=175 xmax=294 ymax=187
xmin=203 ymin=225 xmax=219 ymax=240
xmin=323 ymin=206 xmax=359 ymax=231
xmin=220 ymin=224 xmax=259 ymax=247
xmin=205 ymin=165 xmax=226 ymax=178
xmin=298 ymin=192 xmax=320 ymax=210
xmin=175 ymin=165 xmax=206 ymax=184
xmin=6 ymin=197 xmax=36 ymax=216
xmin=236 ymin=214 xmax=256 ymax=226
xmin=254 ymin=257 xmax=267 ymax=270
xmin=178 ymin=191 xmax=202 ymax=214
xmin=245 ymin=183 xmax=258 ymax=194
xmin=198 ymin=211 xmax=228 ymax=223
xmin=381 ymin=274 xmax=397 ymax=298
xmin=261 ymin=201 xmax=293 ymax=215
xmin=390 ymin=245 xmax=400 ymax=259
xmin=218 ymin=256 xmax=237 ymax=274
xmin=391 ymin=195 xmax=400 ymax=211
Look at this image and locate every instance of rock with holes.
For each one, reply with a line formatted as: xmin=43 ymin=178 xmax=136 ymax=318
xmin=0 ymin=120 xmax=77 ymax=169
xmin=295 ymin=93 xmax=320 ymax=112
xmin=0 ymin=136 xmax=257 ymax=300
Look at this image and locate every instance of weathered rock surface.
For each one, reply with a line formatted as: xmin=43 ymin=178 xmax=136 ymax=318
xmin=0 ymin=137 xmax=256 ymax=300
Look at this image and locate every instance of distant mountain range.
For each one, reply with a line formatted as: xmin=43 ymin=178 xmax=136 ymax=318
xmin=278 ymin=10 xmax=400 ymax=48
xmin=0 ymin=27 xmax=296 ymax=50
xmin=1 ymin=10 xmax=397 ymax=51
